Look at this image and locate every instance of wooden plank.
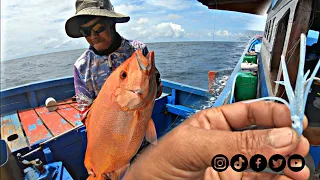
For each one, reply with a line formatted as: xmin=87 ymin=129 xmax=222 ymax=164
xmin=56 ymin=104 xmax=83 ymax=127
xmin=1 ymin=111 xmax=28 ymax=151
xmin=34 ymin=107 xmax=73 ymax=136
xmin=64 ymin=99 xmax=82 ymax=111
xmin=56 ymin=100 xmax=73 ymax=109
xmin=18 ymin=109 xmax=53 ymax=145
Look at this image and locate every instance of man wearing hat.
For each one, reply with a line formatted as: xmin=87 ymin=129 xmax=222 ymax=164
xmin=65 ymin=0 xmax=162 ymax=114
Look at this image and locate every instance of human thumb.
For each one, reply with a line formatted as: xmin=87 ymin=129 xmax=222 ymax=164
xmin=231 ymin=127 xmax=297 ymax=159
xmin=122 ymin=126 xmax=300 ymax=179
xmin=189 ymin=126 xmax=299 ymax=170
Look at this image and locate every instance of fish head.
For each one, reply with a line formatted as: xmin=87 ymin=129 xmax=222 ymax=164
xmin=113 ymin=49 xmax=156 ymax=110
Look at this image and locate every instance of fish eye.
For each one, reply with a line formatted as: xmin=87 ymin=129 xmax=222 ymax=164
xmin=120 ymin=71 xmax=127 ymax=79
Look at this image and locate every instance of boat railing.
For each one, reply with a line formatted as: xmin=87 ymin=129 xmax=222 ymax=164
xmin=0 ymin=76 xmax=75 ymax=114
xmin=212 ymin=37 xmax=258 ymax=107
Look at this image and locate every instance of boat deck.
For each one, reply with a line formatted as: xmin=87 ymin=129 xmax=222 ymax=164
xmin=0 ymin=98 xmax=83 ymax=152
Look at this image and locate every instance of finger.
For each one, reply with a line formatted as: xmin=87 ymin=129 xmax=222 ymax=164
xmin=218 ymin=166 xmax=241 ymax=179
xmin=221 ymin=101 xmax=292 ymax=129
xmin=196 ymin=126 xmax=310 ymax=179
xmin=202 ymin=167 xmax=220 ymax=180
xmin=241 ymin=172 xmax=293 ymax=180
xmin=292 ymin=136 xmax=309 ymax=156
xmin=184 ymin=101 xmax=296 ymax=131
xmin=283 ymin=162 xmax=310 ymax=180
xmin=219 ymin=167 xmax=293 ymax=180
xmin=267 ymin=153 xmax=310 ymax=180
xmin=191 ymin=126 xmax=299 ymax=169
xmin=186 ymin=106 xmax=233 ymax=130
xmin=303 ymin=116 xmax=308 ymax=130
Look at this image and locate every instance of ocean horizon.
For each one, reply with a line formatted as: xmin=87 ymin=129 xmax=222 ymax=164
xmin=1 ymin=41 xmax=248 ymax=91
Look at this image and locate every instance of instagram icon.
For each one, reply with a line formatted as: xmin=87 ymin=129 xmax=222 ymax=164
xmin=211 ymin=154 xmax=229 ymax=172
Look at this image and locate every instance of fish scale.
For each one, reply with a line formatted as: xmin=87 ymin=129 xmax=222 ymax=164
xmin=84 ymin=49 xmax=158 ymax=180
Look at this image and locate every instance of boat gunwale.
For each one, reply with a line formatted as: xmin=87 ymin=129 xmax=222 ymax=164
xmin=212 ymin=37 xmax=258 ymax=107
xmin=0 ymin=76 xmax=74 ymax=99
xmin=0 ymin=77 xmax=208 ymax=101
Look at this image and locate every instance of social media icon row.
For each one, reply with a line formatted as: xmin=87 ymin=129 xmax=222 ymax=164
xmin=211 ymin=154 xmax=305 ymax=172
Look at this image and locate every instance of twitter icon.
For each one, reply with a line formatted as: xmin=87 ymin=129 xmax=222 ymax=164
xmin=269 ymin=154 xmax=286 ymax=172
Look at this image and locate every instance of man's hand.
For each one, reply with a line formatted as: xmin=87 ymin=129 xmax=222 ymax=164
xmin=123 ymin=101 xmax=310 ymax=180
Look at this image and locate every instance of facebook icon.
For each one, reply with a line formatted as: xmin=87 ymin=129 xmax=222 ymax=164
xmin=250 ymin=155 xmax=267 ymax=172
xmin=255 ymin=158 xmax=261 ymax=168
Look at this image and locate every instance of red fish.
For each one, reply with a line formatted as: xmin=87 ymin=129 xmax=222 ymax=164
xmin=84 ymin=49 xmax=158 ymax=180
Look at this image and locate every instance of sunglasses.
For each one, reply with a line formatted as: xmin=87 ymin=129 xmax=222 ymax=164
xmin=79 ymin=20 xmax=107 ymax=37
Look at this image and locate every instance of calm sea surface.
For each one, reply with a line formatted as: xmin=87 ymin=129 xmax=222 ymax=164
xmin=1 ymin=41 xmax=247 ymax=91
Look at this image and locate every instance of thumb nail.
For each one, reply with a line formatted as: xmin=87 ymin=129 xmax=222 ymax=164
xmin=269 ymin=128 xmax=293 ymax=148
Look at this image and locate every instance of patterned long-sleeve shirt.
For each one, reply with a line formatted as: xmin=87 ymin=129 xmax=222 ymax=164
xmin=73 ymin=37 xmax=150 ymax=112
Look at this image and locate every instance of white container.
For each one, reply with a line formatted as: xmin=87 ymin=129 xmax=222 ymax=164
xmin=241 ymin=62 xmax=258 ymax=72
xmin=45 ymin=97 xmax=58 ymax=112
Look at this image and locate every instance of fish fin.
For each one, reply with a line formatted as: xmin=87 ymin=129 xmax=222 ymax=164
xmin=87 ymin=170 xmax=96 ymax=180
xmin=102 ymin=164 xmax=130 ymax=180
xmin=145 ymin=118 xmax=157 ymax=145
xmin=127 ymin=111 xmax=139 ymax=145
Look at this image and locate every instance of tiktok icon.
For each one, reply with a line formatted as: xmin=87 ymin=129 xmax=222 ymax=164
xmin=230 ymin=154 xmax=248 ymax=172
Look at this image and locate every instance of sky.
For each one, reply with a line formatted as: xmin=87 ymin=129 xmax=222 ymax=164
xmin=1 ymin=0 xmax=268 ymax=61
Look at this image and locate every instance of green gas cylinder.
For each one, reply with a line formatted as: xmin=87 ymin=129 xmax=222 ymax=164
xmin=235 ymin=72 xmax=258 ymax=101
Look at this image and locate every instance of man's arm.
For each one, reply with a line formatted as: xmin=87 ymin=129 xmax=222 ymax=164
xmin=73 ymin=66 xmax=94 ymax=122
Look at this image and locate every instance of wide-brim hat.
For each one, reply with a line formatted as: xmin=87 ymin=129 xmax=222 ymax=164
xmin=65 ymin=0 xmax=130 ymax=38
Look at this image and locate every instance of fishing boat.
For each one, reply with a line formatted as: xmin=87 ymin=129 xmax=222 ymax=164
xmin=199 ymin=0 xmax=320 ymax=178
xmin=0 ymin=0 xmax=319 ymax=179
xmin=0 ymin=76 xmax=209 ymax=179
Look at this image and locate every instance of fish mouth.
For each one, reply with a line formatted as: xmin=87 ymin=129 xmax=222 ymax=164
xmin=126 ymin=88 xmax=148 ymax=109
xmin=127 ymin=89 xmax=145 ymax=96
xmin=122 ymin=83 xmax=155 ymax=110
xmin=116 ymin=73 xmax=157 ymax=111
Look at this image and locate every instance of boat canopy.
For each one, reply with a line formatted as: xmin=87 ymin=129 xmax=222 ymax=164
xmin=197 ymin=0 xmax=272 ymax=15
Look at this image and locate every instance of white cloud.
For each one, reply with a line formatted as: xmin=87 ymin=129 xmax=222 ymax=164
xmin=153 ymin=23 xmax=186 ymax=38
xmin=114 ymin=4 xmax=143 ymax=15
xmin=53 ymin=39 xmax=72 ymax=49
xmin=215 ymin=30 xmax=230 ymax=36
xmin=167 ymin=14 xmax=183 ymax=20
xmin=43 ymin=38 xmax=59 ymax=45
xmin=246 ymin=15 xmax=267 ymax=31
xmin=122 ymin=22 xmax=186 ymax=40
xmin=146 ymin=0 xmax=193 ymax=10
xmin=1 ymin=0 xmax=81 ymax=60
xmin=137 ymin=18 xmax=149 ymax=24
xmin=1 ymin=0 xmax=266 ymax=61
xmin=209 ymin=30 xmax=250 ymax=39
